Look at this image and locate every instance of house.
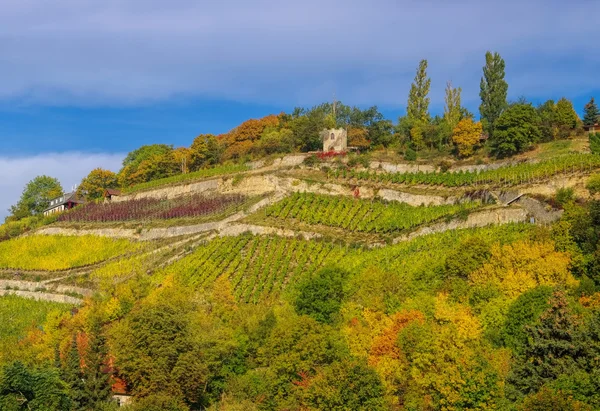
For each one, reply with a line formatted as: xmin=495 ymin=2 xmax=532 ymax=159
xmin=584 ymin=124 xmax=600 ymax=134
xmin=104 ymin=188 xmax=121 ymax=202
xmin=321 ymin=128 xmax=348 ymax=152
xmin=43 ymin=192 xmax=85 ymax=216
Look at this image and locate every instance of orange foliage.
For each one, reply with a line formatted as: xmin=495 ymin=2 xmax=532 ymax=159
xmin=580 ymin=292 xmax=600 ymax=309
xmin=222 ymin=114 xmax=279 ymax=159
xmin=368 ymin=310 xmax=425 ymax=365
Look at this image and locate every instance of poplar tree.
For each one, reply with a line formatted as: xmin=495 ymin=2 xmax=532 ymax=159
xmin=584 ymin=97 xmax=600 ymax=126
xmin=444 ymin=81 xmax=462 ymax=130
xmin=479 ymin=51 xmax=508 ymax=137
xmin=407 ymin=59 xmax=431 ymax=124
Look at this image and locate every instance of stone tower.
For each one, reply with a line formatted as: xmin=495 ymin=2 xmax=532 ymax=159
xmin=321 ymin=128 xmax=348 ymax=152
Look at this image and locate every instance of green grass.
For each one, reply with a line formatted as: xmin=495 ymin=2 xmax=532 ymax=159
xmin=122 ymin=163 xmax=250 ymax=194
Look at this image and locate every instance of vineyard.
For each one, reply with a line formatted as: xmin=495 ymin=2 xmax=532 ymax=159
xmin=122 ymin=163 xmax=249 ymax=194
xmin=0 ymin=235 xmax=146 ymax=271
xmin=263 ymin=192 xmax=481 ymax=234
xmin=58 ymin=193 xmax=247 ymax=223
xmin=328 ymin=153 xmax=600 ymax=187
xmin=0 ymin=295 xmax=73 ymax=363
xmin=161 ymin=234 xmax=351 ymax=303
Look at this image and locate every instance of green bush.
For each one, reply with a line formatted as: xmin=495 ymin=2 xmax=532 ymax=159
xmin=294 ymin=267 xmax=347 ymax=324
xmin=589 ymin=132 xmax=600 ymax=155
xmin=404 ymin=148 xmax=417 ymax=161
xmin=556 ymin=187 xmax=575 ymax=207
xmin=586 ymin=174 xmax=600 ymax=195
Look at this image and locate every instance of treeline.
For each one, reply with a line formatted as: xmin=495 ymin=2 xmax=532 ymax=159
xmin=5 ymin=51 xmax=600 ymax=224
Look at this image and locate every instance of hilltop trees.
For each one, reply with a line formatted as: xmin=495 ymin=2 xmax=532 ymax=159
xmin=118 ymin=144 xmax=180 ymax=187
xmin=584 ymin=97 xmax=599 ymax=126
xmin=8 ymin=175 xmax=63 ymax=219
xmin=491 ymin=102 xmax=541 ymax=157
xmin=444 ymin=81 xmax=462 ymax=131
xmin=407 ymin=60 xmax=431 ymax=124
xmin=452 ymin=118 xmax=482 ymax=157
xmin=538 ymin=98 xmax=580 ymax=141
xmin=480 ymin=51 xmax=508 ymax=137
xmin=78 ymin=168 xmax=118 ymax=201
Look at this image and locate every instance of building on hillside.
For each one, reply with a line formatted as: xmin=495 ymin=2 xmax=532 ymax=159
xmin=43 ymin=192 xmax=85 ymax=216
xmin=104 ymin=188 xmax=121 ymax=202
xmin=584 ymin=124 xmax=600 ymax=134
xmin=321 ymin=128 xmax=348 ymax=152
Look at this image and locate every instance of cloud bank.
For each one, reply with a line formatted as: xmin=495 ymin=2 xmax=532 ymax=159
xmin=0 ymin=152 xmax=124 ymax=221
xmin=0 ymin=0 xmax=598 ymax=108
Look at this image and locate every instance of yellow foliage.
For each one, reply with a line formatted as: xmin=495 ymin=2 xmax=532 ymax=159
xmin=452 ymin=118 xmax=482 ymax=157
xmin=469 ymin=240 xmax=576 ymax=298
xmin=434 ymin=294 xmax=481 ymax=343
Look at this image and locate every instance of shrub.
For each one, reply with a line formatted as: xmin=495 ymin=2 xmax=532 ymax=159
xmin=404 ymin=148 xmax=417 ymax=161
xmin=586 ymin=174 xmax=600 ymax=196
xmin=556 ymin=187 xmax=575 ymax=207
xmin=303 ymin=155 xmax=320 ymax=167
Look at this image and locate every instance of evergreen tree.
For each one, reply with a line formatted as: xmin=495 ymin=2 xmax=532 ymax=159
xmin=583 ymin=97 xmax=600 ymax=126
xmin=444 ymin=81 xmax=462 ymax=130
xmin=507 ymin=290 xmax=587 ymax=400
xmin=62 ymin=335 xmax=85 ymax=410
xmin=479 ymin=51 xmax=508 ymax=137
xmin=82 ymin=326 xmax=113 ymax=410
xmin=407 ymin=59 xmax=431 ymax=124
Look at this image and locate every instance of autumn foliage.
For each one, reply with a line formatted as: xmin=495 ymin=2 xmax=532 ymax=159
xmin=452 ymin=118 xmax=483 ymax=157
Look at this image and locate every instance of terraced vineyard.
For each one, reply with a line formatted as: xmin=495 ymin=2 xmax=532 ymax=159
xmin=328 ymin=153 xmax=600 ymax=187
xmin=263 ymin=192 xmax=481 ymax=234
xmin=59 ymin=193 xmax=246 ymax=223
xmin=162 ymin=234 xmax=351 ymax=303
xmin=0 ymin=235 xmax=146 ymax=271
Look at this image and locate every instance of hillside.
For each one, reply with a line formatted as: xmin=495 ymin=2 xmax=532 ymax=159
xmin=3 ymin=136 xmax=600 ymax=410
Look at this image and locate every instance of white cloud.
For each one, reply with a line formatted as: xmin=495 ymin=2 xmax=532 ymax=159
xmin=0 ymin=152 xmax=124 ymax=221
xmin=0 ymin=0 xmax=598 ymax=107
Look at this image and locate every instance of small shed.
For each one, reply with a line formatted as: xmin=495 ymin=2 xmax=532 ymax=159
xmin=584 ymin=124 xmax=600 ymax=134
xmin=104 ymin=189 xmax=121 ymax=202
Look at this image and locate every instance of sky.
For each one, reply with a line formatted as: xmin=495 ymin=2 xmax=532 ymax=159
xmin=1 ymin=0 xmax=599 ymax=219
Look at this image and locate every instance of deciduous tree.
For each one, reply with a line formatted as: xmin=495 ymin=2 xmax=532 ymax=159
xmin=452 ymin=118 xmax=483 ymax=157
xmin=407 ymin=59 xmax=431 ymax=124
xmin=444 ymin=81 xmax=462 ymax=130
xmin=491 ymin=103 xmax=541 ymax=157
xmin=479 ymin=51 xmax=508 ymax=137
xmin=78 ymin=168 xmax=118 ymax=201
xmin=9 ymin=175 xmax=63 ymax=219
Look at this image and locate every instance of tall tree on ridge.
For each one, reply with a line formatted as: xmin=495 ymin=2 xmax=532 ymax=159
xmin=479 ymin=51 xmax=508 ymax=137
xmin=444 ymin=81 xmax=462 ymax=130
xmin=584 ymin=97 xmax=600 ymax=126
xmin=407 ymin=59 xmax=431 ymax=124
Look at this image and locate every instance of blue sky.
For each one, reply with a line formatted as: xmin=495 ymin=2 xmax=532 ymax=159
xmin=1 ymin=0 xmax=599 ymax=219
